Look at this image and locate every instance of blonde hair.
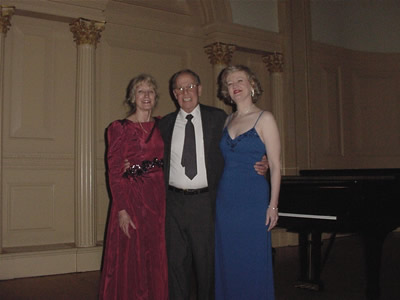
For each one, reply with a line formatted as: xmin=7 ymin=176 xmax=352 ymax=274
xmin=218 ymin=65 xmax=263 ymax=104
xmin=124 ymin=74 xmax=159 ymax=115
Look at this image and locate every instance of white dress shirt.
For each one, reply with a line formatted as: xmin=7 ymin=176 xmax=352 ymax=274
xmin=169 ymin=105 xmax=208 ymax=189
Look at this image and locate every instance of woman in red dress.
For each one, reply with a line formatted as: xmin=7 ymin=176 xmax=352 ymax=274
xmin=99 ymin=74 xmax=168 ymax=300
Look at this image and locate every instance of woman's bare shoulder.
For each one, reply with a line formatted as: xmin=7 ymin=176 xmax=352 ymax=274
xmin=259 ymin=110 xmax=276 ymax=123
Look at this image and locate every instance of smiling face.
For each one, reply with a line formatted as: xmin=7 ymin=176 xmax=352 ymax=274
xmin=226 ymin=70 xmax=253 ymax=104
xmin=173 ymin=72 xmax=202 ymax=113
xmin=134 ymin=81 xmax=156 ymax=112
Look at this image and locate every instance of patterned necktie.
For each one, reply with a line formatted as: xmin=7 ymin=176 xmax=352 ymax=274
xmin=181 ymin=114 xmax=197 ymax=179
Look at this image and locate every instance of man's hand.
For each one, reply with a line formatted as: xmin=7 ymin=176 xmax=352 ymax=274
xmin=254 ymin=155 xmax=269 ymax=176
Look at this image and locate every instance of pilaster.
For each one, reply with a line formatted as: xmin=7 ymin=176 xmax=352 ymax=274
xmin=204 ymin=42 xmax=235 ymax=113
xmin=0 ymin=5 xmax=15 ymax=254
xmin=263 ymin=52 xmax=286 ymax=174
xmin=70 ymin=18 xmax=105 ymax=247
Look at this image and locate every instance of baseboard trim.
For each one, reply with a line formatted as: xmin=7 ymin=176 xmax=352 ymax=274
xmin=0 ymin=246 xmax=103 ymax=280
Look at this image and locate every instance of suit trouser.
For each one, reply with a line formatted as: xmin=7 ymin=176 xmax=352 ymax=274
xmin=165 ymin=189 xmax=215 ymax=300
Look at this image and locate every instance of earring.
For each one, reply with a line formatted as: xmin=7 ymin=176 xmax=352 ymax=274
xmin=251 ymin=89 xmax=255 ymax=98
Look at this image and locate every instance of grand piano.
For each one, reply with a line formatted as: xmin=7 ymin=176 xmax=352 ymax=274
xmin=277 ymin=168 xmax=400 ymax=300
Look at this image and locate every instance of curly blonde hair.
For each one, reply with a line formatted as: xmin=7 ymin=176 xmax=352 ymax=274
xmin=218 ymin=65 xmax=263 ymax=104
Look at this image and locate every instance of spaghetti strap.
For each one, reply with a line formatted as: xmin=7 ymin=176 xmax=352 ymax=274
xmin=253 ymin=111 xmax=264 ymax=128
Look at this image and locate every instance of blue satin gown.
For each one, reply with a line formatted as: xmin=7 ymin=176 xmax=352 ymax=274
xmin=215 ymin=112 xmax=275 ymax=299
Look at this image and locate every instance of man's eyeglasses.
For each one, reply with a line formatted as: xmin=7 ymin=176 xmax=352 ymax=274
xmin=175 ymin=84 xmax=198 ymax=94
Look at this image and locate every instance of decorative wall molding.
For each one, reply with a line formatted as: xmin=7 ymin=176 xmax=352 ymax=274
xmin=263 ymin=52 xmax=284 ymax=73
xmin=114 ymin=0 xmax=193 ymax=15
xmin=70 ymin=18 xmax=105 ymax=47
xmin=204 ymin=42 xmax=236 ymax=65
xmin=203 ymin=22 xmax=282 ymax=54
xmin=0 ymin=5 xmax=15 ymax=35
xmin=3 ymin=153 xmax=73 ymax=169
xmin=9 ymin=1 xmax=105 ymax=22
xmin=0 ymin=245 xmax=102 ymax=280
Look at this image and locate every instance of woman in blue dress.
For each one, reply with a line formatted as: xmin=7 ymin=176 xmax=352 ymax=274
xmin=215 ymin=65 xmax=281 ymax=299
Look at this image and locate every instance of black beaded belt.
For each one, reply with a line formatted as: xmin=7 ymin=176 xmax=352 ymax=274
xmin=168 ymin=185 xmax=209 ymax=195
xmin=124 ymin=158 xmax=163 ymax=178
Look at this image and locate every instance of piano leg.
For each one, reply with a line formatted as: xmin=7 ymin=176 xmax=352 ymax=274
xmin=310 ymin=231 xmax=323 ymax=286
xmin=298 ymin=232 xmax=308 ymax=282
xmin=362 ymin=230 xmax=389 ymax=300
xmin=295 ymin=231 xmax=324 ymax=291
xmin=295 ymin=229 xmax=390 ymax=298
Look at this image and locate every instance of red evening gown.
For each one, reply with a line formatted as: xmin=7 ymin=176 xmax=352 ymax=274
xmin=99 ymin=119 xmax=168 ymax=300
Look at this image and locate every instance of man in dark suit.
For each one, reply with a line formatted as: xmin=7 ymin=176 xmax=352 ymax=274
xmin=159 ymin=69 xmax=225 ymax=300
xmin=159 ymin=69 xmax=267 ymax=300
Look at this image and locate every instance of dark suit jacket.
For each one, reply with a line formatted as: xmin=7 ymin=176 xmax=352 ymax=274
xmin=159 ymin=104 xmax=227 ymax=205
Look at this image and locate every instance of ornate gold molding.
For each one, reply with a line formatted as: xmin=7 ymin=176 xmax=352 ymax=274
xmin=0 ymin=5 xmax=15 ymax=35
xmin=70 ymin=18 xmax=105 ymax=47
xmin=263 ymin=52 xmax=284 ymax=73
xmin=204 ymin=42 xmax=236 ymax=65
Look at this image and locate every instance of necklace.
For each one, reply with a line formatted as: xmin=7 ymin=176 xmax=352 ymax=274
xmin=236 ymin=104 xmax=256 ymax=117
xmin=134 ymin=115 xmax=150 ymax=134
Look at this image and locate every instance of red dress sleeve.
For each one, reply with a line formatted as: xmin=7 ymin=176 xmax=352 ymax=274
xmin=106 ymin=120 xmax=129 ymax=212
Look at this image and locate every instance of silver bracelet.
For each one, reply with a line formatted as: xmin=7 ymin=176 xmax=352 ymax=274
xmin=268 ymin=206 xmax=278 ymax=210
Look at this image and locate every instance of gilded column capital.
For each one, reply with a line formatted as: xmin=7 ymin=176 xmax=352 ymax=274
xmin=263 ymin=52 xmax=284 ymax=73
xmin=0 ymin=5 xmax=15 ymax=35
xmin=204 ymin=42 xmax=236 ymax=65
xmin=70 ymin=18 xmax=105 ymax=47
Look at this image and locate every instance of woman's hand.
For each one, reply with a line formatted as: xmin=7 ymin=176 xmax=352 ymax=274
xmin=265 ymin=206 xmax=279 ymax=231
xmin=118 ymin=209 xmax=136 ymax=238
xmin=123 ymin=159 xmax=130 ymax=173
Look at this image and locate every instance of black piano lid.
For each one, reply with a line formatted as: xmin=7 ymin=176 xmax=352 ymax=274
xmin=299 ymin=168 xmax=400 ymax=177
xmin=278 ymin=168 xmax=400 ymax=231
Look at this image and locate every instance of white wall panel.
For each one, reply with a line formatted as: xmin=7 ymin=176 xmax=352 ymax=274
xmin=8 ymin=18 xmax=55 ymax=139
xmin=2 ymin=169 xmax=74 ymax=248
xmin=310 ymin=43 xmax=400 ymax=168
xmin=7 ymin=183 xmax=55 ymax=231
xmin=311 ymin=63 xmax=344 ymax=159
xmin=351 ymin=71 xmax=400 ymax=156
xmin=4 ymin=15 xmax=75 ymax=153
xmin=2 ymin=15 xmax=76 ymax=248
